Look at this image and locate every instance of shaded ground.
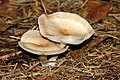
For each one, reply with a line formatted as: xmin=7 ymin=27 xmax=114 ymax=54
xmin=0 ymin=0 xmax=120 ymax=80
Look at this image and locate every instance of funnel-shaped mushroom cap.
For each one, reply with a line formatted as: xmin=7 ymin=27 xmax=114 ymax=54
xmin=18 ymin=30 xmax=68 ymax=55
xmin=38 ymin=12 xmax=94 ymax=45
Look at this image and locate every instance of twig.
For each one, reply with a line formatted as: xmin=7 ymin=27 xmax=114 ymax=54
xmin=109 ymin=14 xmax=120 ymax=16
xmin=9 ymin=72 xmax=47 ymax=79
xmin=10 ymin=3 xmax=34 ymax=6
xmin=48 ymin=66 xmax=52 ymax=76
xmin=80 ymin=0 xmax=89 ymax=8
xmin=10 ymin=0 xmax=34 ymax=6
xmin=40 ymin=0 xmax=47 ymax=14
xmin=2 ymin=72 xmax=25 ymax=78
xmin=0 ymin=65 xmax=16 ymax=67
xmin=32 ymin=25 xmax=39 ymax=30
xmin=12 ymin=63 xmax=18 ymax=74
xmin=9 ymin=36 xmax=20 ymax=40
xmin=109 ymin=13 xmax=120 ymax=21
xmin=56 ymin=0 xmax=60 ymax=11
xmin=100 ymin=34 xmax=119 ymax=40
xmin=0 ymin=51 xmax=22 ymax=60
xmin=51 ymin=65 xmax=91 ymax=74
xmin=20 ymin=65 xmax=29 ymax=78
xmin=27 ymin=61 xmax=40 ymax=72
xmin=57 ymin=57 xmax=67 ymax=67
xmin=0 ymin=72 xmax=11 ymax=76
xmin=113 ymin=0 xmax=120 ymax=3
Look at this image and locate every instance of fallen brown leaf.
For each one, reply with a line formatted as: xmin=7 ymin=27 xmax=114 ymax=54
xmin=82 ymin=0 xmax=112 ymax=23
xmin=87 ymin=35 xmax=109 ymax=48
xmin=82 ymin=0 xmax=102 ymax=11
xmin=0 ymin=0 xmax=19 ymax=18
xmin=0 ymin=0 xmax=9 ymax=6
xmin=0 ymin=6 xmax=18 ymax=18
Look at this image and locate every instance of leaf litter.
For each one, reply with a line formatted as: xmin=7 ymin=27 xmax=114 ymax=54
xmin=82 ymin=0 xmax=113 ymax=24
xmin=0 ymin=0 xmax=120 ymax=80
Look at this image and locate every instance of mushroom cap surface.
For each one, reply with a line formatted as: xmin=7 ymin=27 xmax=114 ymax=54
xmin=18 ymin=30 xmax=68 ymax=55
xmin=38 ymin=12 xmax=94 ymax=45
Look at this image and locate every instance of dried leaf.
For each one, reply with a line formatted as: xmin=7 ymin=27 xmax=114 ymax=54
xmin=82 ymin=0 xmax=102 ymax=11
xmin=0 ymin=0 xmax=9 ymax=6
xmin=87 ymin=35 xmax=109 ymax=48
xmin=82 ymin=0 xmax=112 ymax=23
xmin=0 ymin=0 xmax=19 ymax=18
xmin=0 ymin=6 xmax=18 ymax=18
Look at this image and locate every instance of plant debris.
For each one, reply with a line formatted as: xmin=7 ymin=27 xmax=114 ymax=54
xmin=0 ymin=0 xmax=120 ymax=80
xmin=82 ymin=0 xmax=113 ymax=23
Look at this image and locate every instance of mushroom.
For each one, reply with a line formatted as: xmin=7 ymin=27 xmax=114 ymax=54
xmin=18 ymin=30 xmax=68 ymax=66
xmin=38 ymin=12 xmax=94 ymax=45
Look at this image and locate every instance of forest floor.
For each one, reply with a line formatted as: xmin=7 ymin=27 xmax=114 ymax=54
xmin=0 ymin=0 xmax=120 ymax=80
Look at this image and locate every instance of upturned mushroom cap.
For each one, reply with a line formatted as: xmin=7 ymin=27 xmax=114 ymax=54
xmin=38 ymin=12 xmax=94 ymax=45
xmin=18 ymin=30 xmax=68 ymax=55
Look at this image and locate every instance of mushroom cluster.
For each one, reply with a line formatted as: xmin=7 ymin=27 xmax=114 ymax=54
xmin=18 ymin=12 xmax=94 ymax=66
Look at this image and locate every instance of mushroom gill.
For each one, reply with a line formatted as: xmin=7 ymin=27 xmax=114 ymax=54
xmin=38 ymin=12 xmax=94 ymax=45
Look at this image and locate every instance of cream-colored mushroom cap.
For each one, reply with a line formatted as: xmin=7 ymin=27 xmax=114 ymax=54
xmin=38 ymin=12 xmax=94 ymax=45
xmin=18 ymin=30 xmax=68 ymax=55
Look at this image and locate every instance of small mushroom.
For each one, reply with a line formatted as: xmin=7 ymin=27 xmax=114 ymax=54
xmin=38 ymin=12 xmax=94 ymax=45
xmin=18 ymin=30 xmax=68 ymax=66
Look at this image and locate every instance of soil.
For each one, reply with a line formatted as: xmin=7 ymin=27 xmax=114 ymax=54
xmin=0 ymin=0 xmax=120 ymax=80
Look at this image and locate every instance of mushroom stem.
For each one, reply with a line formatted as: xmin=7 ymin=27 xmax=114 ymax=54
xmin=49 ymin=55 xmax=58 ymax=62
xmin=47 ymin=55 xmax=58 ymax=66
xmin=39 ymin=55 xmax=47 ymax=62
xmin=41 ymin=55 xmax=58 ymax=66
